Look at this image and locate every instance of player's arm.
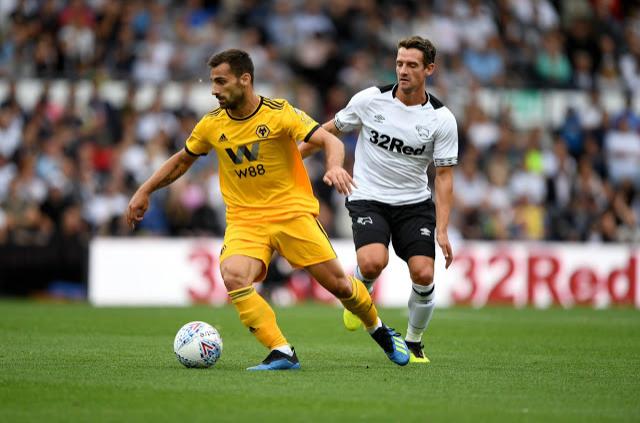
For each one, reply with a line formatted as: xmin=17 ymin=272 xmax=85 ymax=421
xmin=434 ymin=166 xmax=454 ymax=268
xmin=299 ymin=119 xmax=341 ymax=159
xmin=306 ymin=126 xmax=355 ymax=195
xmin=300 ymin=86 xmax=372 ymax=159
xmin=125 ymin=149 xmax=198 ymax=229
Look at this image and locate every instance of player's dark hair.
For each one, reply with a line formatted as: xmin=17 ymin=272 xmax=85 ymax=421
xmin=207 ymin=49 xmax=255 ymax=83
xmin=398 ymin=36 xmax=436 ymax=67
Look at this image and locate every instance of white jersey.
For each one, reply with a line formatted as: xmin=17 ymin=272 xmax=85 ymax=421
xmin=335 ymin=84 xmax=458 ymax=205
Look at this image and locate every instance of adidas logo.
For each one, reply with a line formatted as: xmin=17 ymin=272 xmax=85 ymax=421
xmin=374 ymin=114 xmax=385 ymax=123
xmin=219 ymin=133 xmax=228 ymax=142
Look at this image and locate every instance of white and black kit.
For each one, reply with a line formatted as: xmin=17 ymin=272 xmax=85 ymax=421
xmin=334 ymin=84 xmax=458 ymax=260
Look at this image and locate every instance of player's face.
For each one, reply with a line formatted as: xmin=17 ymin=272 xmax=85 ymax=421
xmin=395 ymin=48 xmax=435 ymax=93
xmin=210 ymin=63 xmax=248 ymax=110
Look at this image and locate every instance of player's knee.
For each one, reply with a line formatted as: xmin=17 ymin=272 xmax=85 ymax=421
xmin=358 ymin=258 xmax=386 ymax=279
xmin=410 ymin=267 xmax=434 ymax=286
xmin=220 ymin=266 xmax=249 ymax=291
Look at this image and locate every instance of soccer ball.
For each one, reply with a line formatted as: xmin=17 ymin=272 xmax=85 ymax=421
xmin=173 ymin=321 xmax=223 ymax=368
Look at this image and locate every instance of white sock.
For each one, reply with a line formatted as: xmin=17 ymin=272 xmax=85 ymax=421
xmin=273 ymin=344 xmax=293 ymax=356
xmin=354 ymin=265 xmax=376 ymax=293
xmin=365 ymin=317 xmax=382 ymax=334
xmin=406 ymin=283 xmax=435 ymax=343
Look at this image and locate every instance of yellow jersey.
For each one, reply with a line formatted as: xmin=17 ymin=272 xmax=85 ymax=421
xmin=185 ymin=96 xmax=321 ymax=222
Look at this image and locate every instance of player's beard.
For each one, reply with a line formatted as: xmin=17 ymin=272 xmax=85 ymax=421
xmin=217 ymin=88 xmax=244 ymax=110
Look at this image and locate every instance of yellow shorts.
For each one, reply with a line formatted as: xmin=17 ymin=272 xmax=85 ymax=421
xmin=220 ymin=213 xmax=337 ymax=281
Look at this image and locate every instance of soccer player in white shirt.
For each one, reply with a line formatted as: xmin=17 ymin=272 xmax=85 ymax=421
xmin=300 ymin=36 xmax=458 ymax=363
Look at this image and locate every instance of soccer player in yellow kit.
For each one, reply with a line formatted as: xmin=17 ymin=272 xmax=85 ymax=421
xmin=125 ymin=49 xmax=409 ymax=370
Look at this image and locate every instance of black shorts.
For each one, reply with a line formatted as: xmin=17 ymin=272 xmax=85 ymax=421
xmin=345 ymin=198 xmax=436 ymax=262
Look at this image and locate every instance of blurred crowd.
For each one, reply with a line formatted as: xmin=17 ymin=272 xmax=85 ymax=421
xmin=3 ymin=0 xmax=640 ymax=90
xmin=0 ymin=0 xmax=640 ymax=254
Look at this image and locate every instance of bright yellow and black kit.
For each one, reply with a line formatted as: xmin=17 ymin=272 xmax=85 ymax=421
xmin=185 ymin=97 xmax=336 ymax=274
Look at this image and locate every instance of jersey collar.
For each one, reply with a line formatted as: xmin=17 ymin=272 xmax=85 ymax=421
xmin=392 ymin=84 xmax=430 ymax=107
xmin=225 ymin=96 xmax=264 ymax=121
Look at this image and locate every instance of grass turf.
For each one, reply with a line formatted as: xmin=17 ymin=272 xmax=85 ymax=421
xmin=0 ymin=301 xmax=638 ymax=422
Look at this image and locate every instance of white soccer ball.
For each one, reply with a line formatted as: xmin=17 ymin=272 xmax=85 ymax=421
xmin=173 ymin=321 xmax=223 ymax=368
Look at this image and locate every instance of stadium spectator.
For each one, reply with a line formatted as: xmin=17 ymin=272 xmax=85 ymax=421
xmin=463 ymin=35 xmax=506 ymax=86
xmin=0 ymin=103 xmax=22 ymax=159
xmin=484 ymin=154 xmax=513 ymax=239
xmin=535 ymin=31 xmax=572 ymax=87
xmin=596 ymin=33 xmax=624 ymax=91
xmin=509 ymin=0 xmax=559 ymax=32
xmin=571 ymin=50 xmax=595 ymax=89
xmin=413 ymin=5 xmax=462 ymax=57
xmin=604 ymin=115 xmax=640 ymax=187
xmin=455 ymin=152 xmax=489 ymax=239
xmin=619 ymin=28 xmax=640 ymax=91
xmin=465 ymin=102 xmax=500 ymax=152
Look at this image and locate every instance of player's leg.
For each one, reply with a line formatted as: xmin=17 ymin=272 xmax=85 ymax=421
xmin=274 ymin=214 xmax=408 ymax=366
xmin=339 ymin=244 xmax=389 ymax=331
xmin=344 ymin=200 xmax=392 ymax=330
xmin=220 ymin=225 xmax=299 ymax=370
xmin=305 ymin=259 xmax=409 ymax=366
xmin=391 ymin=199 xmax=437 ymax=363
xmin=346 ymin=200 xmax=392 ymax=293
xmin=405 ymin=256 xmax=435 ymax=363
xmin=305 ymin=258 xmax=378 ymax=328
xmin=271 ymin=214 xmax=379 ymax=329
xmin=355 ymin=243 xmax=389 ymax=293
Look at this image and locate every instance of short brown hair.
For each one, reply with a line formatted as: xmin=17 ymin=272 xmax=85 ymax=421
xmin=398 ymin=36 xmax=436 ymax=67
xmin=207 ymin=49 xmax=255 ymax=83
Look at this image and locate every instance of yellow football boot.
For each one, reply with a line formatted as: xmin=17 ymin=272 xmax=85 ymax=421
xmin=406 ymin=341 xmax=431 ymax=364
xmin=342 ymin=308 xmax=362 ymax=331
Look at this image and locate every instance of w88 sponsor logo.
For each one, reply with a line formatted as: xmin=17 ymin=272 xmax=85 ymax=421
xmin=234 ymin=164 xmax=266 ymax=178
xmin=369 ymin=130 xmax=425 ymax=156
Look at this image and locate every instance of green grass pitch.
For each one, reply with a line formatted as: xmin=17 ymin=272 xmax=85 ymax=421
xmin=0 ymin=301 xmax=638 ymax=422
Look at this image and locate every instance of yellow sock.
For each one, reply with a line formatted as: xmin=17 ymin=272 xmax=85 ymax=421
xmin=339 ymin=276 xmax=379 ymax=329
xmin=229 ymin=286 xmax=288 ymax=350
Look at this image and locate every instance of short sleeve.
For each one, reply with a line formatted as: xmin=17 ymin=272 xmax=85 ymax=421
xmin=433 ymin=108 xmax=458 ymax=167
xmin=283 ymin=101 xmax=320 ymax=142
xmin=185 ymin=115 xmax=213 ymax=156
xmin=334 ymin=86 xmax=379 ymax=132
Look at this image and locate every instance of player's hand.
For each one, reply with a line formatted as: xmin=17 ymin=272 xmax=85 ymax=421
xmin=125 ymin=190 xmax=150 ymax=230
xmin=436 ymin=230 xmax=453 ymax=269
xmin=323 ymin=166 xmax=356 ymax=195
